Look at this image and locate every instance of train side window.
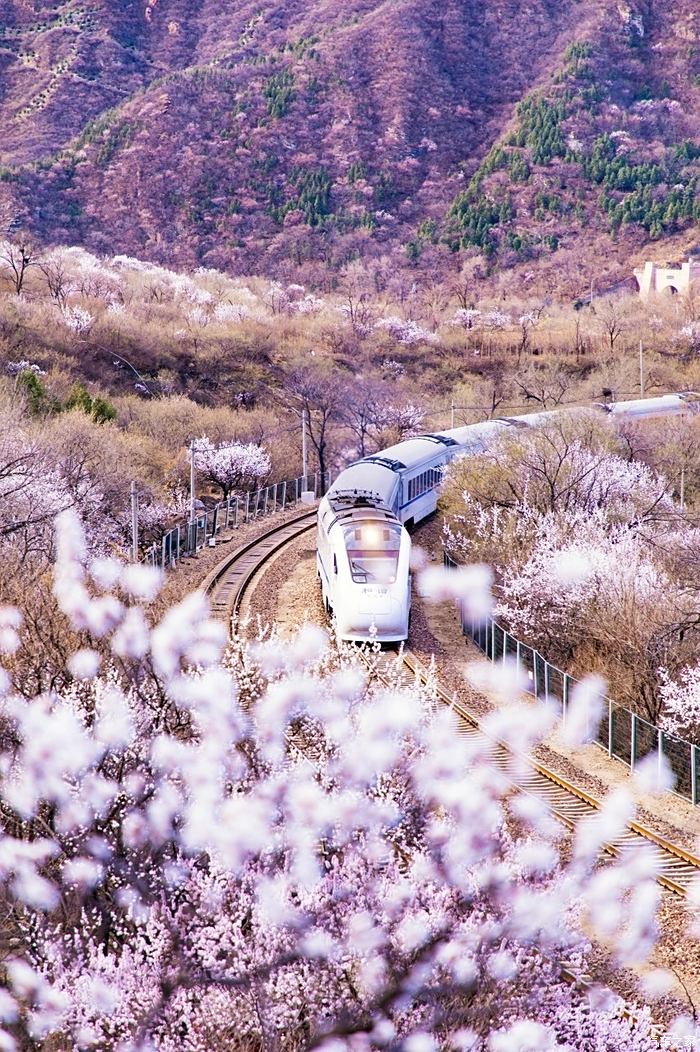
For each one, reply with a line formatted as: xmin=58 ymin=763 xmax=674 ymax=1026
xmin=333 ymin=554 xmax=338 ymax=575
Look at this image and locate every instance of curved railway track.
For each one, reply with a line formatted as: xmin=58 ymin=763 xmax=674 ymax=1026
xmin=201 ymin=511 xmax=700 ymax=898
xmin=200 ymin=507 xmax=317 ymax=624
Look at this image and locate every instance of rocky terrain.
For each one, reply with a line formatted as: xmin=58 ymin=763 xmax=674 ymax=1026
xmin=0 ymin=0 xmax=699 ymax=294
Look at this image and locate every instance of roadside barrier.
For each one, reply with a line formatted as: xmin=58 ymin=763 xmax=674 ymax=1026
xmin=144 ymin=471 xmax=327 ymax=569
xmin=444 ymin=551 xmax=700 ymax=805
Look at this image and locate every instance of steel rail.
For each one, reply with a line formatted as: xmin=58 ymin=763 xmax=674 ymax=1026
xmin=196 ymin=510 xmax=696 ymax=1043
xmin=399 ymin=650 xmax=700 ymax=896
xmin=197 ymin=515 xmax=697 ymax=1045
xmin=200 ymin=507 xmax=318 ymax=622
xmin=201 ymin=517 xmax=700 ymax=895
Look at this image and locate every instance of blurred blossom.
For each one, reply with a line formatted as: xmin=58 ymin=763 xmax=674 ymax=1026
xmin=419 ymin=563 xmax=493 ymax=620
xmin=0 ymin=504 xmax=683 ymax=1048
xmin=466 ymin=658 xmax=530 ymax=704
xmin=488 ymin=1020 xmax=557 ymax=1051
xmin=120 ymin=564 xmax=163 ymax=603
xmin=550 ymin=547 xmax=593 ymax=586
xmin=62 ymin=857 xmax=104 ymax=890
xmin=633 ymin=749 xmax=676 ymax=796
xmin=640 ymin=968 xmax=675 ymax=998
xmin=560 ymin=675 xmax=606 ymax=747
xmin=89 ymin=557 xmax=122 ymax=591
xmin=68 ymin=649 xmax=101 ymax=680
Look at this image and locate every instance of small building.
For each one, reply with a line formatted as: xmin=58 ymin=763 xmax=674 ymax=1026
xmin=634 ymin=257 xmax=700 ymax=299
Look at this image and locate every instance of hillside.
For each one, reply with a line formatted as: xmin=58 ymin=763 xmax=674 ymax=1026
xmin=0 ymin=0 xmax=699 ymax=295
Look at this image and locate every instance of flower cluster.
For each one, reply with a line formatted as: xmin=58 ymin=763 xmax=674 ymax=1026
xmin=193 ymin=437 xmax=271 ymax=499
xmin=375 ymin=316 xmax=438 ymax=346
xmin=450 ymin=309 xmax=512 ymax=331
xmin=6 ymin=360 xmax=45 ymax=375
xmin=61 ymin=306 xmax=94 ymax=336
xmin=0 ymin=512 xmax=695 ymax=1050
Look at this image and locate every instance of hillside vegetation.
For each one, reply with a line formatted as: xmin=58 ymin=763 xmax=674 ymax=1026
xmin=0 ymin=0 xmax=699 ymax=294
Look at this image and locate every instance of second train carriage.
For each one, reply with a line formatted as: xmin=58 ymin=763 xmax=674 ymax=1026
xmin=317 ymin=392 xmax=700 ymax=643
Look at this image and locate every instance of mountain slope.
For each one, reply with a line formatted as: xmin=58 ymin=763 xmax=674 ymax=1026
xmin=0 ymin=0 xmax=698 ymax=294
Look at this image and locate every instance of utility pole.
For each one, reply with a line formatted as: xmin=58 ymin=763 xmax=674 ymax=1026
xmin=450 ymin=399 xmax=455 ymax=429
xmin=302 ymin=409 xmax=308 ymax=480
xmin=639 ymin=339 xmax=645 ymax=398
xmin=130 ymin=481 xmax=138 ymax=563
xmin=190 ymin=439 xmax=196 ymax=527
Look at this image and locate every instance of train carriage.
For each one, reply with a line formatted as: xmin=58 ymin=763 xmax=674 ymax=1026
xmin=317 ymin=392 xmax=700 ymax=643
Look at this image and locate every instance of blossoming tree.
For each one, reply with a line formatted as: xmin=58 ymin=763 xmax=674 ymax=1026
xmin=193 ymin=438 xmax=271 ymax=501
xmin=0 ymin=512 xmax=696 ymax=1049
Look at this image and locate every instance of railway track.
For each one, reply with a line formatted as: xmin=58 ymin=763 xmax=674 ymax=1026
xmin=200 ymin=507 xmax=317 ymax=623
xmin=197 ymin=504 xmax=700 ymax=1042
xmin=396 ymin=649 xmax=700 ymax=896
xmin=201 ymin=510 xmax=700 ymax=898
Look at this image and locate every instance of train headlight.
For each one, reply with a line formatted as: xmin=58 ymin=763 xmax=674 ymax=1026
xmin=363 ymin=525 xmax=382 ymax=546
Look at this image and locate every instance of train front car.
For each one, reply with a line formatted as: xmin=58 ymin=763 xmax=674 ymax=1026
xmin=317 ymin=464 xmax=411 ymax=643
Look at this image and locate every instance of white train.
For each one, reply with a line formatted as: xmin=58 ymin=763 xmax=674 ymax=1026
xmin=317 ymin=392 xmax=700 ymax=643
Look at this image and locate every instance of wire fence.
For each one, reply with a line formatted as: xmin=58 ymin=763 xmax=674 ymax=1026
xmin=143 ymin=472 xmax=327 ymax=569
xmin=444 ymin=551 xmax=700 ymax=805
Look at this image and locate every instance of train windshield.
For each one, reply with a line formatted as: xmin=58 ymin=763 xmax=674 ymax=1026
xmin=343 ymin=523 xmax=402 ymax=584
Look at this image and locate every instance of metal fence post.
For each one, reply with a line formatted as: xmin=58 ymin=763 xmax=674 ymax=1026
xmin=282 ymin=481 xmax=287 ymax=510
xmin=608 ymin=699 xmax=613 ymax=757
xmin=658 ymin=728 xmax=664 ymax=781
xmin=631 ymin=715 xmax=637 ymax=770
xmin=533 ymin=652 xmax=539 ymax=697
xmin=245 ymin=491 xmax=250 ymax=522
xmin=691 ymin=744 xmax=698 ymax=806
xmin=264 ymin=487 xmax=269 ymax=516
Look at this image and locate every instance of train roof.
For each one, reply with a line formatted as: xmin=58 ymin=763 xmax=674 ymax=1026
xmin=604 ymin=392 xmax=700 ymax=418
xmin=358 ymin=435 xmax=459 ymax=471
xmin=435 ymin=419 xmax=511 ymax=451
xmin=327 ymin=460 xmax=398 ymax=504
xmin=326 ymin=393 xmax=700 ymax=513
xmin=354 ymin=422 xmax=515 ymax=471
